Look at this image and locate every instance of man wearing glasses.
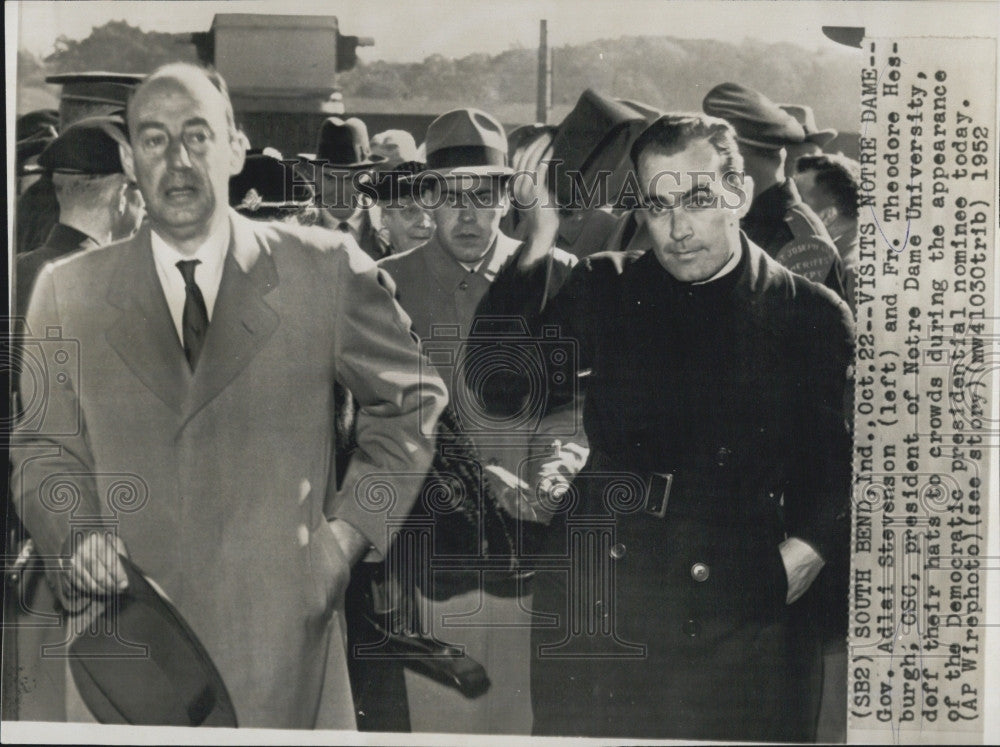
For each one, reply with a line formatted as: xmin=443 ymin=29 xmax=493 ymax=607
xmin=473 ymin=113 xmax=854 ymax=741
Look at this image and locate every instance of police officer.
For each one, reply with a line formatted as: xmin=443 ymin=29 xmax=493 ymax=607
xmin=703 ymin=83 xmax=847 ymax=300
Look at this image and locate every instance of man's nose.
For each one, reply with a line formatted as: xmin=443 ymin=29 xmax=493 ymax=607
xmin=165 ymin=139 xmax=193 ymax=169
xmin=669 ymin=208 xmax=694 ymax=242
xmin=416 ymin=210 xmax=434 ymax=228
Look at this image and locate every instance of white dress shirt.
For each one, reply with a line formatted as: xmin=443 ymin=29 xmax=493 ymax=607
xmin=320 ymin=207 xmax=366 ymax=241
xmin=150 ymin=220 xmax=230 ymax=344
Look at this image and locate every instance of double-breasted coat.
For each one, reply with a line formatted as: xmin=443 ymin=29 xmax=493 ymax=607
xmin=10 ymin=211 xmax=448 ymax=729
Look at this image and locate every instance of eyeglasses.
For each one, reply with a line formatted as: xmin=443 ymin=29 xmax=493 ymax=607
xmin=135 ymin=124 xmax=215 ymax=158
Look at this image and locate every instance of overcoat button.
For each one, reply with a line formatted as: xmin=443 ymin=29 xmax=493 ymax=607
xmin=609 ymin=543 xmax=626 ymax=560
xmin=459 ymin=281 xmax=469 ymax=290
xmin=682 ymin=618 xmax=700 ymax=637
xmin=691 ymin=562 xmax=710 ymax=582
xmin=715 ymin=447 xmax=732 ymax=466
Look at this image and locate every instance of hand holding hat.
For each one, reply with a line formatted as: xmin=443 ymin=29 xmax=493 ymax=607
xmin=779 ymin=104 xmax=838 ymax=147
xmin=69 ymin=554 xmax=238 ymax=726
xmin=703 ymin=82 xmax=806 ymax=149
xmin=60 ymin=531 xmax=130 ymax=614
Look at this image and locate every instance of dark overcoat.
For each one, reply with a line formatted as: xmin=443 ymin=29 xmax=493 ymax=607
xmin=474 ymin=235 xmax=854 ymax=741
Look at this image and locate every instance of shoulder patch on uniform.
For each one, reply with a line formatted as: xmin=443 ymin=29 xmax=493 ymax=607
xmin=773 ymin=238 xmax=837 ymax=283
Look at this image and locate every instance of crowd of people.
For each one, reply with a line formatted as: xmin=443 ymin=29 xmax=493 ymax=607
xmin=8 ymin=59 xmax=861 ymax=741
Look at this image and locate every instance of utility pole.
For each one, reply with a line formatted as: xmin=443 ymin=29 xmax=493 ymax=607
xmin=536 ymin=19 xmax=552 ymax=124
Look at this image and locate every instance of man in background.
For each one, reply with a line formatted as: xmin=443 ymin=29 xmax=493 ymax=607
xmin=795 ymin=153 xmax=862 ymax=312
xmin=16 ymin=116 xmax=143 ymax=318
xmin=304 ymin=116 xmax=388 ymax=260
xmin=704 ymin=83 xmax=846 ymax=299
xmin=377 ymin=108 xmax=584 ymax=735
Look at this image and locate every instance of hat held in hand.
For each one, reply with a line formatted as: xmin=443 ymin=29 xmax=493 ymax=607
xmin=780 ymin=104 xmax=838 ymax=147
xmin=69 ymin=555 xmax=238 ymax=727
xmin=549 ymin=89 xmax=648 ymax=209
xmin=702 ymin=82 xmax=806 ymax=149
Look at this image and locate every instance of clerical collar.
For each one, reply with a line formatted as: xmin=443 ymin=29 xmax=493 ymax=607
xmin=691 ymin=238 xmax=743 ymax=285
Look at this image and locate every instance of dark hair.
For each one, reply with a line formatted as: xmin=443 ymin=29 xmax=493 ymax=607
xmin=796 ymin=153 xmax=860 ymax=219
xmin=630 ymin=113 xmax=744 ymax=175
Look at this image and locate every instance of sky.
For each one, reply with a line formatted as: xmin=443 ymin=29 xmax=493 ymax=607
xmin=12 ymin=0 xmax=997 ymax=63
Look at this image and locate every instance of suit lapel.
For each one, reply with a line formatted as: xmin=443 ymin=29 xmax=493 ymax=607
xmin=105 ymin=225 xmax=189 ymax=414
xmin=180 ymin=214 xmax=280 ymax=428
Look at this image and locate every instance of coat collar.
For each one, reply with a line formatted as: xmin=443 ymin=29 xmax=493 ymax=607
xmin=44 ymin=222 xmax=97 ymax=254
xmin=419 ymin=230 xmax=522 ymax=289
xmin=105 ymin=211 xmax=280 ymax=423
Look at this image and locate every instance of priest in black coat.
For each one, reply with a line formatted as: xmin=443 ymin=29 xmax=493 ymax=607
xmin=471 ymin=113 xmax=854 ymax=742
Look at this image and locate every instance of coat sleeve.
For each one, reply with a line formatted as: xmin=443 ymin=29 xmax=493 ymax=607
xmin=11 ymin=264 xmax=105 ymax=558
xmin=469 ymin=246 xmax=596 ymax=418
xmin=328 ymin=244 xmax=449 ymax=559
xmin=784 ymin=287 xmax=856 ymax=562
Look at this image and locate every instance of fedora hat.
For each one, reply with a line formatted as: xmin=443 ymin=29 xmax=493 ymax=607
xmin=230 ymin=150 xmax=315 ymax=214
xmin=703 ymin=82 xmax=806 ymax=149
xmin=300 ymin=116 xmax=387 ymax=169
xmin=370 ymin=129 xmax=419 ymax=168
xmin=424 ymin=108 xmax=513 ymax=178
xmin=618 ymin=98 xmax=664 ymax=123
xmin=507 ymin=123 xmax=557 ymax=159
xmin=779 ymin=104 xmax=838 ymax=147
xmin=372 ymin=160 xmax=428 ymax=202
xmin=548 ymin=89 xmax=649 ymax=209
xmin=69 ymin=556 xmax=237 ymax=727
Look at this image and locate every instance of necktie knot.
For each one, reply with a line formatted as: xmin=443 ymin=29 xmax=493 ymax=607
xmin=337 ymin=222 xmax=351 ymax=233
xmin=176 ymin=259 xmax=201 ymax=287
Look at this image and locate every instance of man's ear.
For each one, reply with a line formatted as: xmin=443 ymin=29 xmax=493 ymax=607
xmin=736 ymin=174 xmax=754 ymax=219
xmin=119 ymin=142 xmax=137 ymax=184
xmin=115 ymin=175 xmax=130 ymax=216
xmin=228 ymin=129 xmax=248 ymax=176
xmin=817 ymin=205 xmax=838 ymax=228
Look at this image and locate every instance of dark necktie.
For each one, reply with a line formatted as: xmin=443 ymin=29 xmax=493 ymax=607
xmin=337 ymin=221 xmax=352 ymax=234
xmin=176 ymin=259 xmax=209 ymax=370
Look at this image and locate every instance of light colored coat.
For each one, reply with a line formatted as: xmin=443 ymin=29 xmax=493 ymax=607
xmin=11 ymin=211 xmax=448 ymax=729
xmin=378 ymin=232 xmax=581 ymax=734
